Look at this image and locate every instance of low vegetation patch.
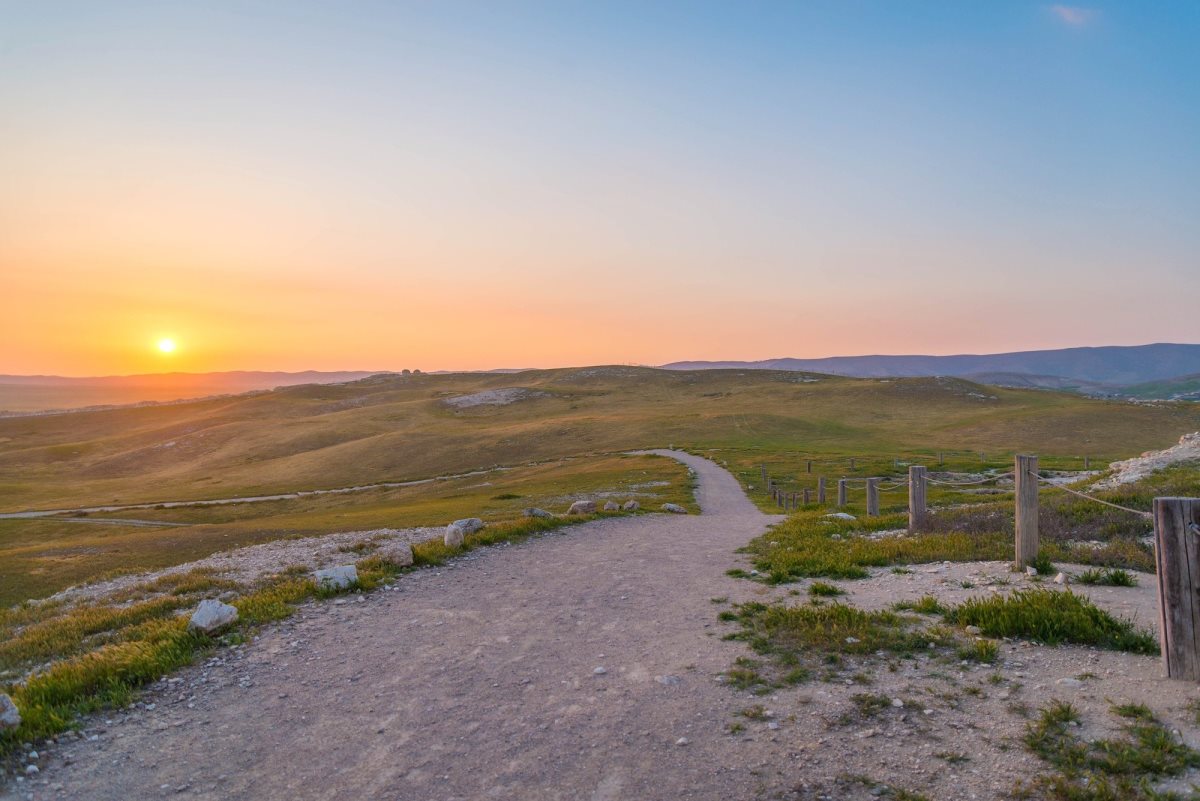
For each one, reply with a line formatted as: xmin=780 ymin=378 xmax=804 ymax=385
xmin=1077 ymin=567 xmax=1138 ymax=587
xmin=946 ymin=589 xmax=1156 ymax=654
xmin=1018 ymin=701 xmax=1200 ymax=800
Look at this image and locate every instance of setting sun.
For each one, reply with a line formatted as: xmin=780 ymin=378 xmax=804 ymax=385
xmin=157 ymin=338 xmax=177 ymax=354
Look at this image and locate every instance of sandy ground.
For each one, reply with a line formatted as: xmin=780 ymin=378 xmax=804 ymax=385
xmin=6 ymin=452 xmax=1200 ymax=801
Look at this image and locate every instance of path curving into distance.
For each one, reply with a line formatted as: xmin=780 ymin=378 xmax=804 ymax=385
xmin=10 ymin=451 xmax=797 ymax=801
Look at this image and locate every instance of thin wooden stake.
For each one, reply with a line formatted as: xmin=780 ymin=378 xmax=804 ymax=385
xmin=1154 ymin=497 xmax=1200 ymax=680
xmin=908 ymin=465 xmax=927 ymax=533
xmin=806 ymin=460 xmax=812 ymax=474
xmin=1014 ymin=455 xmax=1039 ymax=569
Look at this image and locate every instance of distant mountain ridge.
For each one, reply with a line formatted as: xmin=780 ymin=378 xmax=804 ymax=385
xmin=662 ymin=343 xmax=1200 ymax=386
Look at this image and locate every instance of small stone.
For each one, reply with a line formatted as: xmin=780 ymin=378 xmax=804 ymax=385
xmin=0 ymin=693 xmax=20 ymax=730
xmin=675 ymin=737 xmax=689 ymax=746
xmin=1056 ymin=677 xmax=1084 ymax=688
xmin=845 ymin=637 xmax=859 ymax=644
xmin=1054 ymin=572 xmax=1067 ymax=585
xmin=311 ymin=565 xmax=358 ymax=590
xmin=375 ymin=541 xmax=414 ymax=567
xmin=1025 ymin=566 xmax=1038 ymax=577
xmin=655 ymin=675 xmax=681 ymax=686
xmin=661 ymin=503 xmax=688 ymax=514
xmin=622 ymin=500 xmax=640 ymax=511
xmin=24 ymin=765 xmax=38 ymax=776
xmin=965 ymin=625 xmax=982 ymax=635
xmin=603 ymin=501 xmax=620 ymax=511
xmin=593 ymin=667 xmax=607 ymax=675
xmin=891 ymin=698 xmax=904 ymax=708
xmin=187 ymin=600 xmax=238 ymax=634
xmin=523 ymin=508 xmax=554 ymax=519
xmin=824 ymin=512 xmax=856 ymax=520
xmin=767 ymin=721 xmax=780 ymax=730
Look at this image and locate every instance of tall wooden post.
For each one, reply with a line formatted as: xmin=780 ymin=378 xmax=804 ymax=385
xmin=908 ymin=465 xmax=927 ymax=533
xmin=837 ymin=479 xmax=847 ymax=507
xmin=817 ymin=476 xmax=827 ymax=504
xmin=866 ymin=478 xmax=880 ymax=516
xmin=938 ymin=452 xmax=944 ymax=465
xmin=1015 ymin=455 xmax=1039 ymax=569
xmin=1084 ymin=456 xmax=1091 ymax=470
xmin=849 ymin=458 xmax=856 ymax=471
xmin=803 ymin=488 xmax=811 ymax=504
xmin=1154 ymin=497 xmax=1200 ymax=680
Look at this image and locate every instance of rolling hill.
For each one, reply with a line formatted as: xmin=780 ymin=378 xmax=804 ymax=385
xmin=2 ymin=366 xmax=1198 ymax=513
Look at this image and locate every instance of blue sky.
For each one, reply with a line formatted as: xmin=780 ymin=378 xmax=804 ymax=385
xmin=1 ymin=2 xmax=1197 ymax=372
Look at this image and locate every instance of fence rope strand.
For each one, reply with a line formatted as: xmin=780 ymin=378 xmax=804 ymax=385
xmin=1029 ymin=471 xmax=1152 ymax=519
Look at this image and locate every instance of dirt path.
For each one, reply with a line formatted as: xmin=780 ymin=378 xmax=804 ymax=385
xmin=9 ymin=450 xmax=801 ymax=800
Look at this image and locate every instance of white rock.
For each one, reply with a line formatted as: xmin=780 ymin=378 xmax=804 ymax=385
xmin=593 ymin=666 xmax=607 ymax=675
xmin=523 ymin=508 xmax=554 ymax=519
xmin=824 ymin=512 xmax=856 ymax=520
xmin=603 ymin=501 xmax=620 ymax=511
xmin=375 ymin=541 xmax=414 ymax=567
xmin=1025 ymin=566 xmax=1038 ymax=577
xmin=655 ymin=675 xmax=682 ymax=686
xmin=444 ymin=517 xmax=484 ymax=547
xmin=891 ymin=698 xmax=904 ymax=708
xmin=661 ymin=503 xmax=688 ymax=514
xmin=0 ymin=693 xmax=20 ymax=730
xmin=675 ymin=737 xmax=689 ymax=746
xmin=965 ymin=625 xmax=982 ymax=635
xmin=24 ymin=765 xmax=38 ymax=776
xmin=622 ymin=500 xmax=640 ymax=511
xmin=567 ymin=501 xmax=596 ymax=515
xmin=1054 ymin=572 xmax=1067 ymax=585
xmin=1056 ymin=677 xmax=1084 ymax=688
xmin=312 ymin=565 xmax=358 ymax=590
xmin=187 ymin=599 xmax=239 ymax=634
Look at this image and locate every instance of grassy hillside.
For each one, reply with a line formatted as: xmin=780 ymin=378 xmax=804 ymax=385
xmin=2 ymin=366 xmax=1198 ymax=512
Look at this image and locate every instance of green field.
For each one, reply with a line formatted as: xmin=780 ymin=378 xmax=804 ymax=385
xmin=2 ymin=366 xmax=1197 ymax=605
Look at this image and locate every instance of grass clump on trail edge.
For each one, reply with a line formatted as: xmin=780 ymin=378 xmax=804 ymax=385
xmin=743 ymin=511 xmax=1009 ymax=583
xmin=1077 ymin=567 xmax=1138 ymax=587
xmin=719 ymin=600 xmax=956 ymax=688
xmin=1017 ymin=701 xmax=1200 ymax=800
xmin=946 ymin=589 xmax=1156 ymax=654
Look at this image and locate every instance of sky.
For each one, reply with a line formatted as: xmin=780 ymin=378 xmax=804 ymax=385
xmin=1 ymin=1 xmax=1198 ymax=376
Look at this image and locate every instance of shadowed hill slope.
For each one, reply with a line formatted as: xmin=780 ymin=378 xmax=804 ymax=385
xmin=2 ymin=366 xmax=1198 ymax=511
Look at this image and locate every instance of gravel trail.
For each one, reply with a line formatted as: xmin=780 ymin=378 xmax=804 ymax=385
xmin=10 ymin=450 xmax=795 ymax=800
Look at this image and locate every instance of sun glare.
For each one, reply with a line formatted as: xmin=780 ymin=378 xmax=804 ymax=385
xmin=157 ymin=338 xmax=177 ymax=354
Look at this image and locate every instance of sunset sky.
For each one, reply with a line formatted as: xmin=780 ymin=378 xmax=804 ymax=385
xmin=2 ymin=2 xmax=1197 ymax=376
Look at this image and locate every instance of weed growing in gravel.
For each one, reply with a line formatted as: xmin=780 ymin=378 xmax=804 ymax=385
xmin=808 ymin=581 xmax=845 ymax=597
xmin=946 ymin=589 xmax=1156 ymax=654
xmin=1077 ymin=567 xmax=1138 ymax=587
xmin=892 ymin=595 xmax=946 ymax=615
xmin=956 ymin=639 xmax=999 ymax=663
xmin=1018 ymin=701 xmax=1200 ymax=799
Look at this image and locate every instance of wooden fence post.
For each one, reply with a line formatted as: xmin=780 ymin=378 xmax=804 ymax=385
xmin=866 ymin=478 xmax=880 ymax=516
xmin=1154 ymin=497 xmax=1200 ymax=680
xmin=849 ymin=458 xmax=856 ymax=471
xmin=818 ymin=476 xmax=827 ymax=504
xmin=803 ymin=488 xmax=811 ymax=504
xmin=908 ymin=465 xmax=927 ymax=533
xmin=1084 ymin=456 xmax=1091 ymax=470
xmin=806 ymin=460 xmax=812 ymax=474
xmin=837 ymin=479 xmax=847 ymax=507
xmin=938 ymin=452 xmax=944 ymax=465
xmin=1015 ymin=455 xmax=1039 ymax=569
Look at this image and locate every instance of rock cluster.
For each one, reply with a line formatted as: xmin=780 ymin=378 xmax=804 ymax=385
xmin=445 ymin=518 xmax=484 ymax=547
